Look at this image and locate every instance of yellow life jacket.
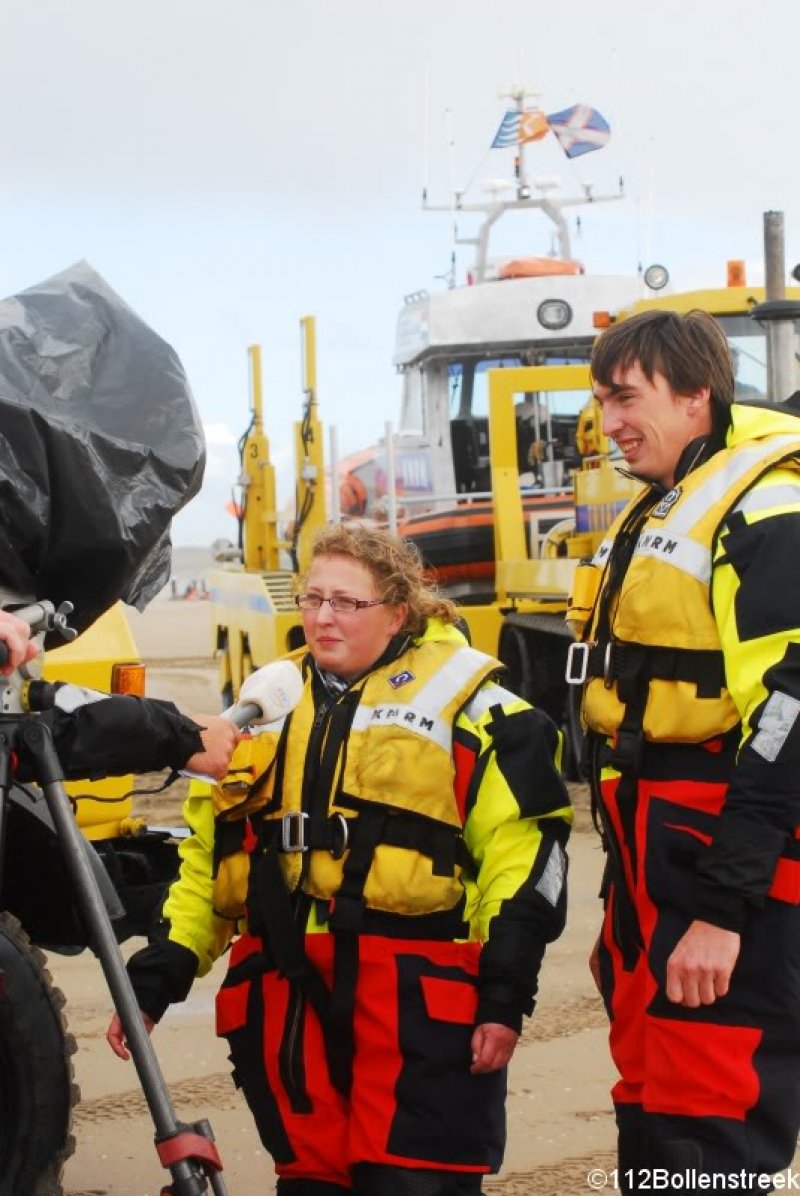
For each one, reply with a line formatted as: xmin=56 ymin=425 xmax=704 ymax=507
xmin=576 ymin=404 xmax=800 ymax=745
xmin=212 ymin=637 xmax=499 ymax=921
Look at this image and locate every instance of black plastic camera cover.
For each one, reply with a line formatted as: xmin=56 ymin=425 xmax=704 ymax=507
xmin=0 ymin=261 xmax=205 ymax=638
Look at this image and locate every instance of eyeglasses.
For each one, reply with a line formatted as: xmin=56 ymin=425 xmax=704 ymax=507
xmin=295 ymin=593 xmax=388 ymax=614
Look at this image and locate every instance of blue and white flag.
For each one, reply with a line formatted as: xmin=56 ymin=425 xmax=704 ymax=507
xmin=491 ymin=110 xmax=521 ymax=149
xmin=546 ymin=104 xmax=611 ymax=159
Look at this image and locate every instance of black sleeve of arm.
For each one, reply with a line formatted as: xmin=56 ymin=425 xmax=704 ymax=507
xmin=126 ymin=932 xmax=200 ymax=1022
xmin=473 ymin=704 xmax=571 ymax=1031
xmin=697 ymin=511 xmax=800 ymax=931
xmin=19 ymin=697 xmax=204 ymax=781
xmin=476 ymin=821 xmax=570 ymax=1032
xmin=695 ymin=716 xmax=800 ymax=931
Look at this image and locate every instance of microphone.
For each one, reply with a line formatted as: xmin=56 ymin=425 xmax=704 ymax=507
xmin=222 ymin=659 xmax=304 ymax=729
xmin=180 ymin=660 xmax=304 ymax=784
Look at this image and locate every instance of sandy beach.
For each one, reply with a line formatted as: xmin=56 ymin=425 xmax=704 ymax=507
xmin=57 ymin=593 xmax=618 ymax=1195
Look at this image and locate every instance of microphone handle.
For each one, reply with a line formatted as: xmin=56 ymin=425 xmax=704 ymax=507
xmin=222 ymin=701 xmax=263 ymax=729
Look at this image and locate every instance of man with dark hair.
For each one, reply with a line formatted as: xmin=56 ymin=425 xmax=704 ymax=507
xmin=572 ymin=308 xmax=800 ymax=1188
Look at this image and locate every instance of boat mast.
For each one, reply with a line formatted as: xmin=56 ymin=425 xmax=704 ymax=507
xmin=422 ymin=87 xmax=624 ymax=284
xmin=503 ymin=83 xmax=538 ymax=203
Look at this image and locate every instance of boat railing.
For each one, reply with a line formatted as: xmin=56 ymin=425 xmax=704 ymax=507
xmin=398 ymin=485 xmax=574 ymax=508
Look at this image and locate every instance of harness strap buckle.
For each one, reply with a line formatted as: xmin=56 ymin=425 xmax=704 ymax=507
xmin=330 ymin=812 xmax=349 ymax=860
xmin=281 ymin=810 xmax=309 ymax=852
xmin=603 ymin=641 xmax=615 ymax=688
xmin=566 ymin=640 xmax=591 ymax=685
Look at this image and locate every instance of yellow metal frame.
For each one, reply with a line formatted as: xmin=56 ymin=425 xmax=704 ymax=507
xmin=294 ymin=315 xmax=327 ymax=574
xmin=488 ymin=364 xmax=593 ymax=605
xmin=446 ymin=361 xmax=640 ymax=659
xmin=211 ymin=319 xmax=328 ymax=699
xmin=241 ymin=345 xmax=281 ymax=573
xmin=43 ymin=602 xmax=144 ymax=839
xmin=616 ymin=284 xmax=800 ymax=320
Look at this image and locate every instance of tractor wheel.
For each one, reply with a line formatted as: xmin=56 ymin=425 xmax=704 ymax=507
xmin=498 ymin=625 xmax=584 ymax=781
xmin=0 ymin=911 xmax=78 ymax=1196
xmin=498 ymin=625 xmax=534 ymax=703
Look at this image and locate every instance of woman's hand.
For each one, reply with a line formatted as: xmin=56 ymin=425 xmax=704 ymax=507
xmin=470 ymin=1022 xmax=519 ymax=1074
xmin=106 ymin=1010 xmax=156 ymax=1061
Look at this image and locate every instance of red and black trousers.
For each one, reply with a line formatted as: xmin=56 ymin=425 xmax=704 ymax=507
xmin=215 ymin=930 xmax=505 ymax=1191
xmin=595 ymin=741 xmax=800 ymax=1188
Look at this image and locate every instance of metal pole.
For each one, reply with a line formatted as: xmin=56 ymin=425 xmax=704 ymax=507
xmin=514 ymin=87 xmax=527 ymax=201
xmin=764 ymin=211 xmax=796 ymax=401
xmin=329 ymin=425 xmax=341 ymax=524
xmin=385 ymin=421 xmax=398 ymax=534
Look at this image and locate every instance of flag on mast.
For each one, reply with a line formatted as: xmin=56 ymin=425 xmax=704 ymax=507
xmin=546 ymin=104 xmax=611 ymax=158
xmin=519 ymin=109 xmax=549 ymax=143
xmin=491 ymin=103 xmax=609 ymax=153
xmin=491 ymin=107 xmax=550 ymax=148
xmin=491 ymin=110 xmax=521 ymax=149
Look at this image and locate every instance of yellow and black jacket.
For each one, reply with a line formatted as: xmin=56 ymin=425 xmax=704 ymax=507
xmin=575 ymin=401 xmax=800 ymax=929
xmin=129 ymin=619 xmax=572 ymax=1031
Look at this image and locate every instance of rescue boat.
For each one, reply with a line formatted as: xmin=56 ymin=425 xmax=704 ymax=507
xmin=396 ymin=491 xmax=573 ymax=592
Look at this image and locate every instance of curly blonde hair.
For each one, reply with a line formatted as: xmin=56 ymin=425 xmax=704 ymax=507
xmin=303 ymin=522 xmax=457 ymax=638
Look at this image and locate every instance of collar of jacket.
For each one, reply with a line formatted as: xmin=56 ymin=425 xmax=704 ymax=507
xmin=306 ymin=617 xmax=470 ymax=697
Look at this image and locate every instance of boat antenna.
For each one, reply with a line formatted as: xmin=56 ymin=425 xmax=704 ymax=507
xmin=422 ymin=61 xmax=431 ymax=205
xmin=499 ymin=83 xmax=541 ymax=200
xmin=445 ymin=107 xmax=459 ymax=279
xmin=642 ymin=137 xmax=657 ymax=275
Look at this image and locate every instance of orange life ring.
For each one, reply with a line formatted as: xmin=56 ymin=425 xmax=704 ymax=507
xmin=498 ymin=257 xmax=584 ymax=280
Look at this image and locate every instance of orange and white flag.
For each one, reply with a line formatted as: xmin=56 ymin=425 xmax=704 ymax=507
xmin=519 ymin=109 xmax=549 ymax=143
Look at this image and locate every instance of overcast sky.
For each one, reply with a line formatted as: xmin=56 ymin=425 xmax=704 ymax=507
xmin=2 ymin=0 xmax=799 ymax=548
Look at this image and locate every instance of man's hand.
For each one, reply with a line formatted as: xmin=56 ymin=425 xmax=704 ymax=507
xmin=0 ymin=610 xmax=39 ymax=675
xmin=589 ymin=934 xmax=602 ymax=994
xmin=184 ymin=714 xmax=241 ymax=780
xmin=470 ymin=1022 xmax=519 ymax=1074
xmin=666 ymin=919 xmax=741 ymax=1007
xmin=106 ymin=1010 xmax=155 ymax=1061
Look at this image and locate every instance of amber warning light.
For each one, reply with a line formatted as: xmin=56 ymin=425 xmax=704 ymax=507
xmin=727 ymin=260 xmax=746 ymax=287
xmin=111 ymin=662 xmax=146 ymax=696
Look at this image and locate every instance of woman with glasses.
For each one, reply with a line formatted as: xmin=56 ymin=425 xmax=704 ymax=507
xmin=108 ymin=522 xmax=572 ymax=1196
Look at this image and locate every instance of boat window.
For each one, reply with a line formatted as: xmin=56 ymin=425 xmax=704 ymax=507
xmin=399 ymin=365 xmax=425 ymax=435
xmin=717 ymin=315 xmax=771 ymax=400
xmin=513 ymin=388 xmax=589 ymax=483
xmin=448 ymin=357 xmax=522 ymax=418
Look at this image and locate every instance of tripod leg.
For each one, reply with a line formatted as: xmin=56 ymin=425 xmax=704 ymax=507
xmin=19 ymin=720 xmax=227 ymax=1196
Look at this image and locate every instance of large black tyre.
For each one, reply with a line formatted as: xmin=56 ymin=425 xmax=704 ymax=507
xmin=498 ymin=625 xmax=534 ymax=704
xmin=0 ymin=911 xmax=78 ymax=1196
